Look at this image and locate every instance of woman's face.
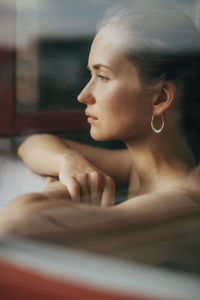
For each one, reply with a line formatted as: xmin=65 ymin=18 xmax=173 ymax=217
xmin=77 ymin=26 xmax=152 ymax=142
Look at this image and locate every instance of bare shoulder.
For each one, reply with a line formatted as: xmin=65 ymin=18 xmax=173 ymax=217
xmin=121 ymin=164 xmax=200 ymax=210
xmin=114 ymin=185 xmax=200 ymax=225
xmin=181 ymin=164 xmax=200 ymax=201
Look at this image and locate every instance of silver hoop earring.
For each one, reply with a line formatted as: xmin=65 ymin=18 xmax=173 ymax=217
xmin=151 ymin=114 xmax=164 ymax=133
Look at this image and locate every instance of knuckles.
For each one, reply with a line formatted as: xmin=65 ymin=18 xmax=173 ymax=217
xmin=69 ymin=181 xmax=80 ymax=195
xmin=105 ymin=176 xmax=116 ymax=190
xmin=78 ymin=173 xmax=89 ymax=182
xmin=60 ymin=166 xmax=116 ymax=202
xmin=89 ymin=171 xmax=102 ymax=184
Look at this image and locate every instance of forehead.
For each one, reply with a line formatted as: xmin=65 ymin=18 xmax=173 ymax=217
xmin=88 ymin=26 xmax=131 ymax=71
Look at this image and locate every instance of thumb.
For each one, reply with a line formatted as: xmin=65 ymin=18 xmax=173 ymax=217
xmin=45 ymin=176 xmax=54 ymax=186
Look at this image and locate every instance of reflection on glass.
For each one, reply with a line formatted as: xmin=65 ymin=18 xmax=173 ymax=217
xmin=16 ymin=0 xmax=93 ymax=112
xmin=16 ymin=0 xmax=199 ymax=113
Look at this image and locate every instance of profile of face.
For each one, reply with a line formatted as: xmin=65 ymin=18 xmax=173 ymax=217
xmin=77 ymin=26 xmax=153 ymax=142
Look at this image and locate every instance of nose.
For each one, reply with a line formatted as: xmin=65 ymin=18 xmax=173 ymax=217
xmin=77 ymin=82 xmax=95 ymax=105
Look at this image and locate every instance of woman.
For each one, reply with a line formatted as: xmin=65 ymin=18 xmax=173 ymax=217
xmin=1 ymin=3 xmax=200 ymax=244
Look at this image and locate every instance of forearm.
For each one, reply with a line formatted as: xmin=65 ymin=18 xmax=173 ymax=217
xmin=18 ymin=135 xmax=117 ymax=205
xmin=18 ymin=134 xmax=78 ymax=176
xmin=18 ymin=134 xmax=131 ymax=187
xmin=0 ymin=191 xmax=121 ymax=239
xmin=1 ymin=191 xmax=200 ymax=273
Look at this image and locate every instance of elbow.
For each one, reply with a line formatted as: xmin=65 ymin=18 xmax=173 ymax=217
xmin=0 ymin=202 xmax=29 ymax=236
xmin=0 ymin=193 xmax=43 ymax=237
xmin=17 ymin=134 xmax=35 ymax=157
xmin=17 ymin=142 xmax=24 ymax=158
xmin=17 ymin=134 xmax=44 ymax=158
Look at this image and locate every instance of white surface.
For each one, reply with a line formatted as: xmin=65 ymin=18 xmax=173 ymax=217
xmin=0 ymin=138 xmax=45 ymax=210
xmin=0 ymin=235 xmax=200 ymax=300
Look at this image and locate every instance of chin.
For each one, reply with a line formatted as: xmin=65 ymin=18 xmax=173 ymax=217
xmin=90 ymin=133 xmax=108 ymax=142
xmin=90 ymin=128 xmax=119 ymax=142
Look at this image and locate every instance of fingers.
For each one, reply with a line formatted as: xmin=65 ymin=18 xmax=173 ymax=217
xmin=60 ymin=171 xmax=115 ymax=206
xmin=45 ymin=176 xmax=54 ymax=183
xmin=60 ymin=172 xmax=94 ymax=204
xmin=61 ymin=175 xmax=92 ymax=204
xmin=101 ymin=176 xmax=116 ymax=207
xmin=78 ymin=174 xmax=90 ymax=204
xmin=44 ymin=176 xmax=55 ymax=188
xmin=89 ymin=172 xmax=102 ymax=205
xmin=42 ymin=177 xmax=70 ymax=200
xmin=76 ymin=172 xmax=103 ymax=205
xmin=64 ymin=177 xmax=81 ymax=203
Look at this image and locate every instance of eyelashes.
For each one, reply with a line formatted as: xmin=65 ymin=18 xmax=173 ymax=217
xmin=96 ymin=74 xmax=109 ymax=81
xmin=87 ymin=69 xmax=110 ymax=82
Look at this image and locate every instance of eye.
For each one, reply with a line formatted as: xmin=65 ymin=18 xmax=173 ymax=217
xmin=96 ymin=75 xmax=109 ymax=82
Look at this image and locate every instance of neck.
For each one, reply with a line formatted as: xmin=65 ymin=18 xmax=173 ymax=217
xmin=124 ymin=128 xmax=196 ymax=194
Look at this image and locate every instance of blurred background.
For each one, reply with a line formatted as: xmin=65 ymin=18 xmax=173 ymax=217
xmin=0 ymin=1 xmax=200 ymax=283
xmin=0 ymin=0 xmax=199 ymax=114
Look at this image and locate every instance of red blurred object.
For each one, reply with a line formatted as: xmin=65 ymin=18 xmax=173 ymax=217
xmin=0 ymin=259 xmax=156 ymax=300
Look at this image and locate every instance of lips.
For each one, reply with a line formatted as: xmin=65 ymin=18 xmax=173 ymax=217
xmin=85 ymin=110 xmax=97 ymax=120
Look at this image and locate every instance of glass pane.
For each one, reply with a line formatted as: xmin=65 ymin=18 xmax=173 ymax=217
xmin=16 ymin=0 xmax=199 ymax=113
xmin=16 ymin=0 xmax=124 ymax=112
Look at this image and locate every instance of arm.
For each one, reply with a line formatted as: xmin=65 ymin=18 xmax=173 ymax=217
xmin=18 ymin=134 xmax=132 ymax=186
xmin=116 ymin=188 xmax=200 ymax=223
xmin=18 ymin=134 xmax=132 ymax=206
xmin=0 ymin=180 xmax=122 ymax=237
xmin=1 ymin=185 xmax=200 ymax=272
xmin=1 ymin=180 xmax=200 ymax=239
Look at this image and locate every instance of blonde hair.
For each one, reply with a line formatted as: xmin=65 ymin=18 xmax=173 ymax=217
xmin=97 ymin=0 xmax=200 ymax=158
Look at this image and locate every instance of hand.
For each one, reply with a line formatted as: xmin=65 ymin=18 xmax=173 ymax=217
xmin=42 ymin=177 xmax=70 ymax=200
xmin=58 ymin=152 xmax=115 ymax=206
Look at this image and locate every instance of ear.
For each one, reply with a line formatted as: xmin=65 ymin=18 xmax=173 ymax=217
xmin=152 ymin=81 xmax=176 ymax=116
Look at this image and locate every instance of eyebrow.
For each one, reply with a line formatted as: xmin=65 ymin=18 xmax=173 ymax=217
xmin=87 ymin=63 xmax=112 ymax=71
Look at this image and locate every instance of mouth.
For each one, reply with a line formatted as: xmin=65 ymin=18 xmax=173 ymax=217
xmin=85 ymin=110 xmax=98 ymax=122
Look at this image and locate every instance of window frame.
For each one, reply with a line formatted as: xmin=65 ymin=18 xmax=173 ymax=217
xmin=0 ymin=2 xmax=89 ymax=136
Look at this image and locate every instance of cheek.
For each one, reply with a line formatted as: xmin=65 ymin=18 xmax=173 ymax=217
xmin=108 ymin=84 xmax=149 ymax=118
xmin=105 ymin=85 xmax=151 ymax=134
xmin=92 ymin=80 xmax=152 ymax=141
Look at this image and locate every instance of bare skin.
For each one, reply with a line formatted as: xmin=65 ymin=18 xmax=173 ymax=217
xmin=17 ymin=26 xmax=198 ymax=201
xmin=0 ymin=177 xmax=199 ymax=235
xmin=0 ymin=26 xmax=200 ymax=257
